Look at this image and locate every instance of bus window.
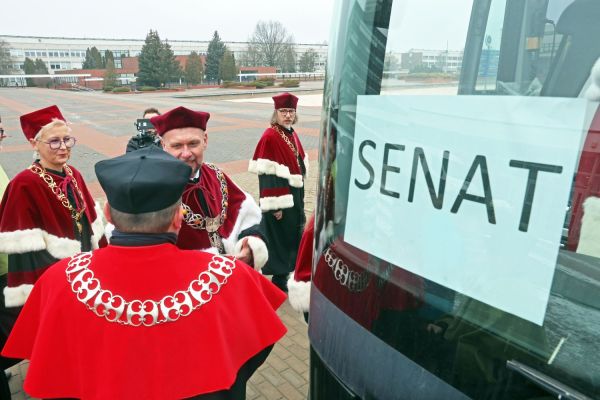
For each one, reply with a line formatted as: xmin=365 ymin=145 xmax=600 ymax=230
xmin=310 ymin=0 xmax=600 ymax=399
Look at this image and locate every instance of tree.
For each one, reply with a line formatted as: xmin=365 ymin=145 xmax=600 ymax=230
xmin=282 ymin=45 xmax=297 ymax=73
xmin=185 ymin=51 xmax=203 ymax=85
xmin=299 ymin=48 xmax=317 ymax=72
xmin=247 ymin=21 xmax=295 ymax=70
xmin=23 ymin=57 xmax=35 ymax=86
xmin=34 ymin=58 xmax=48 ymax=74
xmin=137 ymin=30 xmax=181 ymax=87
xmin=384 ymin=51 xmax=400 ymax=71
xmin=83 ymin=47 xmax=103 ymax=69
xmin=103 ymin=59 xmax=118 ymax=91
xmin=205 ymin=31 xmax=225 ymax=83
xmin=0 ymin=39 xmax=14 ymax=75
xmin=103 ymin=50 xmax=115 ymax=68
xmin=137 ymin=30 xmax=163 ymax=87
xmin=33 ymin=58 xmax=50 ymax=87
xmin=159 ymin=41 xmax=182 ymax=86
xmin=220 ymin=48 xmax=237 ymax=82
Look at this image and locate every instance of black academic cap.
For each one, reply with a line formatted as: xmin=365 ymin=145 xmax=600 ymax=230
xmin=95 ymin=146 xmax=191 ymax=214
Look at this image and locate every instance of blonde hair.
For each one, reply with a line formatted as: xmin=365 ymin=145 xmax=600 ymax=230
xmin=32 ymin=119 xmax=72 ymax=160
xmin=270 ymin=110 xmax=298 ymax=125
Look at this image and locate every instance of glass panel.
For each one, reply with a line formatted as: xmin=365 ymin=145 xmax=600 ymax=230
xmin=314 ymin=0 xmax=600 ymax=398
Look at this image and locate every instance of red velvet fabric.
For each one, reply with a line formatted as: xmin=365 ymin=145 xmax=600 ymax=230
xmin=2 ymin=244 xmax=287 ymax=399
xmin=151 ymin=106 xmax=210 ymax=136
xmin=272 ymin=92 xmax=298 ymax=109
xmin=293 ymin=214 xmax=315 ymax=283
xmin=0 ymin=164 xmax=103 ymax=286
xmin=19 ymin=105 xmax=66 ymax=140
xmin=178 ymin=163 xmax=248 ymax=250
xmin=251 ymin=126 xmax=306 ymax=177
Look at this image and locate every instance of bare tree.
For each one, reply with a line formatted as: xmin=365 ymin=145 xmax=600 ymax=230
xmin=247 ymin=21 xmax=295 ymax=70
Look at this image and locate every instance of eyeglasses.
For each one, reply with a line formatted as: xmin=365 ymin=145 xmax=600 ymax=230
xmin=37 ymin=136 xmax=77 ymax=150
xmin=277 ymin=109 xmax=296 ymax=115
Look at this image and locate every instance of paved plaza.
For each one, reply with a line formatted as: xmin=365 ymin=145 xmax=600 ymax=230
xmin=0 ymin=83 xmax=323 ymax=399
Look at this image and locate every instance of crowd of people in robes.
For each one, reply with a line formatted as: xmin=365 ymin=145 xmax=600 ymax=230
xmin=0 ymin=92 xmax=312 ymax=399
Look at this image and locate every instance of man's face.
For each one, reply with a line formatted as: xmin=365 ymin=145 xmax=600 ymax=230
xmin=276 ymin=108 xmax=296 ymax=128
xmin=161 ymin=127 xmax=207 ymax=175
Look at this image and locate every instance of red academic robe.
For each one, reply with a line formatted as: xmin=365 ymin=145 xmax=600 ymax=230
xmin=249 ymin=124 xmax=308 ymax=211
xmin=2 ymin=243 xmax=287 ymax=400
xmin=249 ymin=124 xmax=308 ymax=277
xmin=178 ymin=163 xmax=268 ymax=270
xmin=0 ymin=163 xmax=105 ymax=306
xmin=288 ymin=214 xmax=315 ymax=312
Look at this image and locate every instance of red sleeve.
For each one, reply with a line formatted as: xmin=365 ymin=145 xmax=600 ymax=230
xmin=294 ymin=214 xmax=315 ymax=282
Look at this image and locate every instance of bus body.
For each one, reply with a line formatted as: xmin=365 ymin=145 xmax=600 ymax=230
xmin=309 ymin=0 xmax=600 ymax=399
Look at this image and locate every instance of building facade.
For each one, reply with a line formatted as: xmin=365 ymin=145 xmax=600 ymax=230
xmin=1 ymin=35 xmax=328 ymax=74
xmin=401 ymin=48 xmax=464 ymax=73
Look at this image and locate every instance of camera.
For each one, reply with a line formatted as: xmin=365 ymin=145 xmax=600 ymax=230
xmin=134 ymin=118 xmax=156 ymax=137
xmin=126 ymin=118 xmax=161 ymax=153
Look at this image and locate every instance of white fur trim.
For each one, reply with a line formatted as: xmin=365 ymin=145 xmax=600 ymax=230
xmin=577 ymin=196 xmax=600 ymax=257
xmin=234 ymin=235 xmax=268 ymax=271
xmin=259 ymin=194 xmax=294 ymax=212
xmin=0 ymin=228 xmax=81 ymax=259
xmin=91 ymin=202 xmax=105 ymax=249
xmin=248 ymin=159 xmax=304 ymax=188
xmin=304 ymin=154 xmax=309 ymax=176
xmin=287 ymin=278 xmax=311 ymax=312
xmin=221 ymin=190 xmax=263 ymax=255
xmin=199 ymin=247 xmax=220 ymax=254
xmin=585 ymin=58 xmax=600 ymax=101
xmin=4 ymin=284 xmax=34 ymax=307
xmin=105 ymin=223 xmax=115 ymax=241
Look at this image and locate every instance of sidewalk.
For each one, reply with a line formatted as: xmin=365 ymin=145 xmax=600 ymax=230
xmin=8 ymin=160 xmax=320 ymax=400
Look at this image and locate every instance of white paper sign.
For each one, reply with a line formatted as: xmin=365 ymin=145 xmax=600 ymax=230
xmin=345 ymin=95 xmax=590 ymax=325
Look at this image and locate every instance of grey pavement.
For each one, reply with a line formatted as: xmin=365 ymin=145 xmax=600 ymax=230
xmin=0 ymin=84 xmax=322 ymax=400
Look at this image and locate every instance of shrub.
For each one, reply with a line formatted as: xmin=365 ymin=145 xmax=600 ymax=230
xmin=222 ymin=81 xmax=238 ymax=88
xmin=281 ymin=79 xmax=300 ymax=88
xmin=253 ymin=81 xmax=269 ymax=89
xmin=112 ymin=87 xmax=131 ymax=93
xmin=257 ymin=77 xmax=275 ymax=86
xmin=139 ymin=86 xmax=157 ymax=91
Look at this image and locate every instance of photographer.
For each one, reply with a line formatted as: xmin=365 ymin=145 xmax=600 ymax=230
xmin=125 ymin=108 xmax=162 ymax=153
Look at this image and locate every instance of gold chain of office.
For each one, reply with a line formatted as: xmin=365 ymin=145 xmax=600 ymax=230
xmin=28 ymin=163 xmax=87 ymax=233
xmin=272 ymin=124 xmax=300 ymax=170
xmin=182 ymin=163 xmax=228 ymax=234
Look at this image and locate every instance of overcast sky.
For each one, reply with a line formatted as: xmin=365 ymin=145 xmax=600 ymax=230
xmin=2 ymin=0 xmax=335 ymax=44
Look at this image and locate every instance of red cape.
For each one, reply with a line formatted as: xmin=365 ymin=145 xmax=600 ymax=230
xmin=2 ymin=243 xmax=287 ymax=399
xmin=178 ymin=163 xmax=263 ymax=255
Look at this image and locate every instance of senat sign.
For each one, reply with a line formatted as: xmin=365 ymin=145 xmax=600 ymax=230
xmin=344 ymin=95 xmax=591 ymax=325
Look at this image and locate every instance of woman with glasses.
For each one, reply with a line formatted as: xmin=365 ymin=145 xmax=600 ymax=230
xmin=0 ymin=105 xmax=105 ymax=309
xmin=249 ymin=93 xmax=308 ymax=292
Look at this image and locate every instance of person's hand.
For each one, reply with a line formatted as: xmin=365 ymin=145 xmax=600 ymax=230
xmin=273 ymin=210 xmax=283 ymax=220
xmin=235 ymin=237 xmax=254 ymax=266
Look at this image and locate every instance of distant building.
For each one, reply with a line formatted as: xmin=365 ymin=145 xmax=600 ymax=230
xmin=1 ymin=35 xmax=328 ymax=74
xmin=401 ymin=49 xmax=464 ymax=73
